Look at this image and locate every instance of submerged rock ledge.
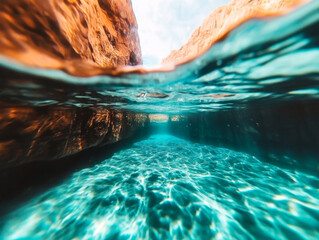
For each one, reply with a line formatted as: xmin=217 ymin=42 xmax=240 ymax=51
xmin=0 ymin=106 xmax=148 ymax=169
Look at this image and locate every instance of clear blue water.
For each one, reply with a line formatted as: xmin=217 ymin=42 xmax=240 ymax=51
xmin=1 ymin=135 xmax=319 ymax=239
xmin=0 ymin=1 xmax=319 ymax=239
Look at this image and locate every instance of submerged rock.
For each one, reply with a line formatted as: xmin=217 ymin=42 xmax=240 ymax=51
xmin=0 ymin=0 xmax=142 ymax=70
xmin=162 ymin=0 xmax=310 ymax=65
xmin=0 ymin=106 xmax=148 ymax=169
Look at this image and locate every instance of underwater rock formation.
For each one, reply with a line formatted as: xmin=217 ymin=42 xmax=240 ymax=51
xmin=163 ymin=0 xmax=310 ymax=65
xmin=0 ymin=0 xmax=142 ymax=70
xmin=0 ymin=106 xmax=148 ymax=169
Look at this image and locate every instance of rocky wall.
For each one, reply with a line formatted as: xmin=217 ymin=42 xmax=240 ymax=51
xmin=0 ymin=106 xmax=148 ymax=169
xmin=0 ymin=0 xmax=142 ymax=71
xmin=163 ymin=0 xmax=309 ymax=65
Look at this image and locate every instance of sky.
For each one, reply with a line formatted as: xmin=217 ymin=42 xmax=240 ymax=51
xmin=132 ymin=0 xmax=231 ymax=65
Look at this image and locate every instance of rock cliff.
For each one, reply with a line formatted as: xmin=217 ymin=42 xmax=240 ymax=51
xmin=162 ymin=0 xmax=310 ymax=65
xmin=0 ymin=0 xmax=142 ymax=70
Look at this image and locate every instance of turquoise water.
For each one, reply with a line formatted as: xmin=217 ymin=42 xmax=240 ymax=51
xmin=1 ymin=1 xmax=319 ymax=113
xmin=1 ymin=135 xmax=319 ymax=239
xmin=0 ymin=0 xmax=319 ymax=239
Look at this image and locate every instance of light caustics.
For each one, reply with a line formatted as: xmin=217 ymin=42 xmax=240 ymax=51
xmin=1 ymin=135 xmax=318 ymax=239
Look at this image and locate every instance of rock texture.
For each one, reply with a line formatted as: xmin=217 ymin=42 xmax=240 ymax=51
xmin=0 ymin=0 xmax=142 ymax=71
xmin=162 ymin=0 xmax=310 ymax=65
xmin=0 ymin=106 xmax=148 ymax=169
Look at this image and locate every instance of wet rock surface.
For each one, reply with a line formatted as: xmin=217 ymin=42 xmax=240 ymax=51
xmin=163 ymin=0 xmax=309 ymax=65
xmin=0 ymin=0 xmax=142 ymax=70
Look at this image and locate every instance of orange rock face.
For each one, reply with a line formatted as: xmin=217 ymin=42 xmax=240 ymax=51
xmin=0 ymin=0 xmax=142 ymax=70
xmin=162 ymin=0 xmax=310 ymax=65
xmin=0 ymin=106 xmax=148 ymax=169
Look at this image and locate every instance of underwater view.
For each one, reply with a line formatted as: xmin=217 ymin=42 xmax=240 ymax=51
xmin=0 ymin=0 xmax=319 ymax=239
xmin=1 ymin=135 xmax=319 ymax=239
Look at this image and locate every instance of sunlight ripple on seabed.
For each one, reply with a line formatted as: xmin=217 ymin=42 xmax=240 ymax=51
xmin=1 ymin=135 xmax=319 ymax=239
